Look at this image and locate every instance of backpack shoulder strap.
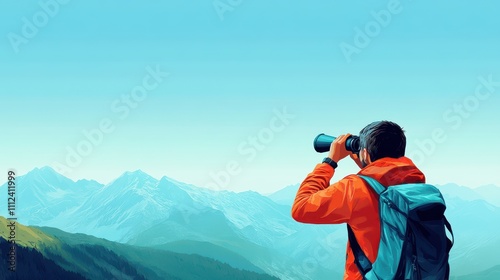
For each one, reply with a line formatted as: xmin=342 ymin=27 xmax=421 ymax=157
xmin=347 ymin=225 xmax=372 ymax=277
xmin=444 ymin=216 xmax=454 ymax=252
xmin=358 ymin=175 xmax=386 ymax=196
xmin=347 ymin=175 xmax=386 ymax=277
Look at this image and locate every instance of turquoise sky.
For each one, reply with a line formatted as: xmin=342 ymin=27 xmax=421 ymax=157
xmin=1 ymin=0 xmax=499 ymax=193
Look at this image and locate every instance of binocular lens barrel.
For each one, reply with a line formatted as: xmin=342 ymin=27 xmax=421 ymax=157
xmin=313 ymin=133 xmax=361 ymax=154
xmin=313 ymin=134 xmax=336 ymax=153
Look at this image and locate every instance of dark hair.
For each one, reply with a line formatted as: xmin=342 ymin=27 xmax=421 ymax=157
xmin=359 ymin=121 xmax=406 ymax=161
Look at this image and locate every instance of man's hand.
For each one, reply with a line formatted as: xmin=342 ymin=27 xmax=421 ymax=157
xmin=328 ymin=134 xmax=352 ymax=163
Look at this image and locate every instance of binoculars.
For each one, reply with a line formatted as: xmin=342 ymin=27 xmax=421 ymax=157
xmin=313 ymin=134 xmax=361 ymax=154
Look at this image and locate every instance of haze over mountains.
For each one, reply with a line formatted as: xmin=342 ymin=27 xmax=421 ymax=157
xmin=1 ymin=167 xmax=499 ymax=279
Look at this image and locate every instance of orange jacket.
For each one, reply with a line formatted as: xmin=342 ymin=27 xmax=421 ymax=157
xmin=291 ymin=156 xmax=426 ymax=280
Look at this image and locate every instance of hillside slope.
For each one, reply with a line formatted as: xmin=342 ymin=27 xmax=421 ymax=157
xmin=0 ymin=216 xmax=278 ymax=280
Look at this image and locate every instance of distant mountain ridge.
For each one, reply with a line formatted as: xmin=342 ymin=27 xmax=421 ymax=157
xmin=268 ymin=183 xmax=299 ymax=206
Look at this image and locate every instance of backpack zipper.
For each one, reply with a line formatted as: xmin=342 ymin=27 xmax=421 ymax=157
xmin=383 ymin=199 xmax=409 ymax=219
xmin=412 ymin=254 xmax=422 ymax=279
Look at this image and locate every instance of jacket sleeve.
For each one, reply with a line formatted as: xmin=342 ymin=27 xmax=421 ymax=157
xmin=291 ymin=163 xmax=357 ymax=224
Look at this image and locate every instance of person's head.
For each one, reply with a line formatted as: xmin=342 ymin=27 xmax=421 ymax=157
xmin=358 ymin=121 xmax=406 ymax=167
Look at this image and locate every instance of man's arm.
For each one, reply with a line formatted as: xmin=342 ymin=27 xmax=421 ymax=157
xmin=291 ymin=163 xmax=356 ymax=224
xmin=291 ymin=134 xmax=357 ymax=224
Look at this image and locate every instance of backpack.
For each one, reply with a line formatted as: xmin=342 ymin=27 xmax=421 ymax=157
xmin=347 ymin=175 xmax=454 ymax=280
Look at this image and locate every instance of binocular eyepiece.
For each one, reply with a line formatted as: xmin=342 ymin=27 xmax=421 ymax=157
xmin=313 ymin=134 xmax=361 ymax=154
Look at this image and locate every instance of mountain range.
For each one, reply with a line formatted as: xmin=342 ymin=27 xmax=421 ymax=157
xmin=0 ymin=167 xmax=499 ymax=279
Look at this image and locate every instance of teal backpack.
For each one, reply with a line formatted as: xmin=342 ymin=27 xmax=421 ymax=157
xmin=348 ymin=175 xmax=454 ymax=280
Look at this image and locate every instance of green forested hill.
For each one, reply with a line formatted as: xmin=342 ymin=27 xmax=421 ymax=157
xmin=0 ymin=216 xmax=279 ymax=280
xmin=0 ymin=238 xmax=86 ymax=280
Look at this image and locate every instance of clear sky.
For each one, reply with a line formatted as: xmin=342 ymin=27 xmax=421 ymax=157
xmin=1 ymin=0 xmax=499 ymax=194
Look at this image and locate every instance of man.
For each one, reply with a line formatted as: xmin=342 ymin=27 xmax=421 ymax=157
xmin=291 ymin=121 xmax=426 ymax=280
